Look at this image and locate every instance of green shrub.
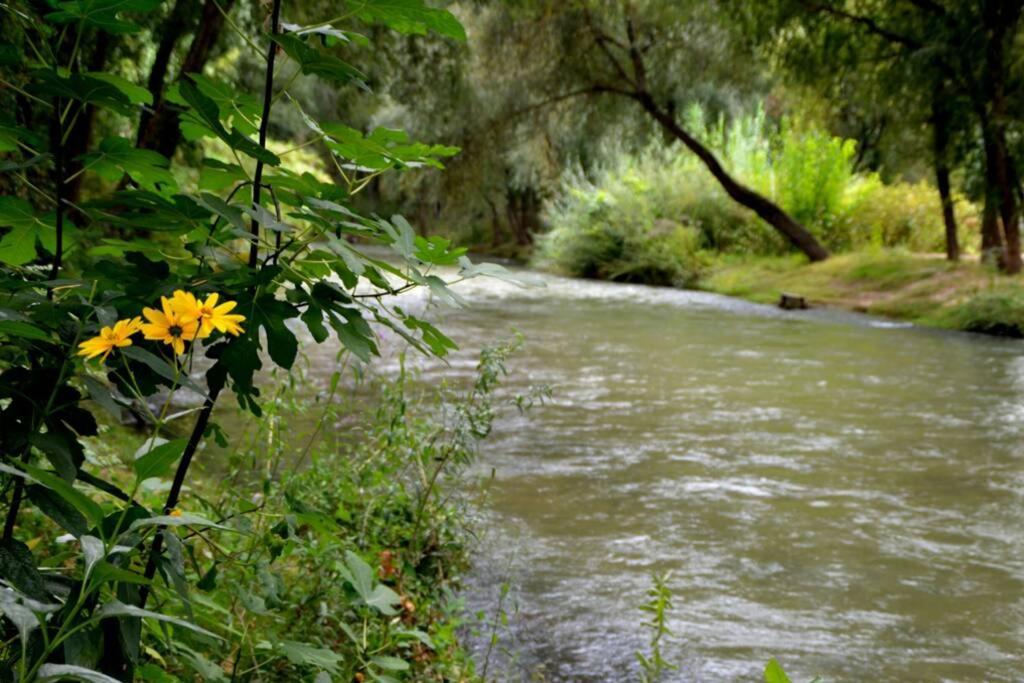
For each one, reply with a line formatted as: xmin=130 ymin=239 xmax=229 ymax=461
xmin=537 ymin=106 xmax=977 ymax=288
xmin=839 ymin=179 xmax=975 ymax=253
xmin=937 ymin=287 xmax=1024 ymax=337
xmin=536 ymin=161 xmax=708 ymax=286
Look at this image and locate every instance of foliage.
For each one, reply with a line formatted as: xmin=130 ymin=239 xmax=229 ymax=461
xmin=535 ymin=146 xmax=709 ymax=286
xmin=840 ymin=180 xmax=975 ymax=254
xmin=936 ymin=286 xmax=1024 ymax=338
xmin=0 ymin=0 xmax=522 ymax=679
xmin=155 ymin=339 xmax=527 ymax=681
xmin=635 ymin=571 xmax=676 ymax=683
xmin=537 ymin=107 xmax=977 ymax=287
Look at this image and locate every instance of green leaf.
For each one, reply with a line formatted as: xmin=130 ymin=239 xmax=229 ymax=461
xmin=0 ymin=121 xmax=41 ymax=153
xmin=31 ymin=70 xmax=136 ymax=116
xmin=198 ymin=159 xmax=247 ymax=192
xmin=121 ymin=346 xmax=204 ymax=394
xmin=370 ymin=656 xmax=409 ymax=672
xmin=136 ymin=664 xmax=182 ymax=683
xmin=275 ymin=34 xmax=366 ymax=85
xmin=342 ymin=551 xmax=400 ymax=615
xmin=414 ymin=234 xmax=465 ymax=265
xmin=0 ymin=320 xmax=50 ymax=341
xmin=27 ymin=485 xmax=88 ymax=537
xmin=349 ymin=0 xmax=467 ymax=40
xmin=133 ymin=439 xmax=186 ymax=481
xmin=22 ymin=463 xmax=104 ymax=528
xmin=281 ymin=22 xmax=369 ymax=47
xmin=30 ymin=431 xmax=78 ymax=481
xmin=403 ymin=317 xmax=457 ymax=357
xmin=37 ymin=664 xmax=122 ymax=683
xmin=0 ymin=197 xmax=56 ymax=266
xmin=321 ymin=123 xmax=459 ymax=171
xmin=97 ymin=600 xmax=221 ymax=639
xmin=280 ymin=641 xmax=343 ymax=673
xmin=765 ymin=658 xmax=792 ymax=683
xmin=0 ymin=153 xmax=52 ymax=174
xmin=89 ymin=561 xmax=150 ymax=586
xmin=370 ymin=655 xmax=405 ymax=671
xmin=179 ymin=79 xmax=279 ymax=166
xmin=194 ymin=193 xmax=247 ymax=236
xmin=0 ymin=538 xmax=50 ymax=601
xmin=458 ymin=255 xmax=542 ymax=287
xmin=45 ymin=0 xmax=161 ymax=33
xmin=190 ymin=75 xmax=262 ymax=135
xmin=82 ymin=376 xmax=123 ymax=419
xmin=382 ymin=215 xmax=415 ymax=258
xmin=78 ymin=137 xmax=175 ymax=190
xmin=129 ymin=513 xmax=230 ymax=532
xmin=83 ymin=72 xmax=152 ymax=105
xmin=253 ymin=295 xmax=299 ymax=369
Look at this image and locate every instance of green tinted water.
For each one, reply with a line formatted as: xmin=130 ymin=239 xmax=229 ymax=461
xmin=376 ymin=271 xmax=1023 ymax=682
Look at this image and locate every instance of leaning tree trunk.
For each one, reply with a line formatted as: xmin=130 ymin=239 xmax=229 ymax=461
xmin=634 ymin=93 xmax=829 ymax=262
xmin=931 ymin=90 xmax=959 ymax=261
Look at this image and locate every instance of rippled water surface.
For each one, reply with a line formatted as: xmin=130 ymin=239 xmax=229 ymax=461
xmin=333 ymin=270 xmax=1024 ymax=681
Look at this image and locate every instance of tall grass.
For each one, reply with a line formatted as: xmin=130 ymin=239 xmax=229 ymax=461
xmin=536 ymin=106 xmax=975 ymax=282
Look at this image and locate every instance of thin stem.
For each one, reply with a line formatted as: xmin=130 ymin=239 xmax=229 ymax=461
xmin=138 ymin=0 xmax=283 ymax=610
xmin=2 ymin=286 xmax=94 ymax=541
xmin=0 ymin=79 xmax=53 ymax=108
xmin=210 ymin=0 xmax=265 ymax=57
xmin=48 ymin=101 xmax=64 ymax=294
xmin=137 ymin=388 xmax=220 ymax=606
xmin=3 ymin=95 xmax=70 ymax=538
xmin=248 ymin=0 xmax=283 ymax=268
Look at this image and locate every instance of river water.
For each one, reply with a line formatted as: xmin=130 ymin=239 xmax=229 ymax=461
xmin=302 ymin=266 xmax=1024 ymax=681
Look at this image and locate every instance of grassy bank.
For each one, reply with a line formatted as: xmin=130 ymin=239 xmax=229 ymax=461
xmin=701 ymin=250 xmax=1024 ymax=336
xmin=7 ymin=342 xmax=529 ymax=682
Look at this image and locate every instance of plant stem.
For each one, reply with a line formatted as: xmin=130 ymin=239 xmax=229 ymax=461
xmin=248 ymin=0 xmax=282 ymax=269
xmin=48 ymin=98 xmax=65 ymax=296
xmin=139 ymin=0 xmax=281 ymax=607
xmin=138 ymin=388 xmax=220 ymax=607
xmin=2 ymin=125 xmax=72 ymax=540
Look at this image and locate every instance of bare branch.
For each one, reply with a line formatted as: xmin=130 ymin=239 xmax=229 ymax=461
xmin=803 ymin=1 xmax=923 ymax=49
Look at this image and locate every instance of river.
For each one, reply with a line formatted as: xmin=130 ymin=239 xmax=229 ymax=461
xmin=357 ymin=268 xmax=1024 ymax=682
xmin=275 ymin=262 xmax=1024 ymax=681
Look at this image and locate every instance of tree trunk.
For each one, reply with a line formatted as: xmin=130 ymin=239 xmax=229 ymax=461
xmin=980 ymin=186 xmax=1003 ymax=264
xmin=64 ymin=35 xmax=110 ymax=207
xmin=137 ymin=0 xmax=235 ymax=158
xmin=633 ymin=93 xmax=829 ymax=262
xmin=930 ymin=90 xmax=959 ymax=261
xmin=979 ymin=0 xmax=1022 ymax=273
xmin=136 ymin=0 xmax=196 ymax=147
xmin=992 ymin=135 xmax=1022 ymax=273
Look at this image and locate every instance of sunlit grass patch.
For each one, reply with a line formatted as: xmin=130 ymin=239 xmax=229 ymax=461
xmin=701 ymin=249 xmax=1024 ymax=336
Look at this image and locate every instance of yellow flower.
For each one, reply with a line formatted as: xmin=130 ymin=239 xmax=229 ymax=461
xmin=141 ymin=296 xmax=199 ymax=355
xmin=169 ymin=290 xmax=245 ymax=338
xmin=169 ymin=508 xmax=182 ymax=517
xmin=77 ymin=318 xmax=142 ymax=362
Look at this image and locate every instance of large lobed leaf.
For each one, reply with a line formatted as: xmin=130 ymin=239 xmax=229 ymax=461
xmin=348 ymin=0 xmax=467 ymax=40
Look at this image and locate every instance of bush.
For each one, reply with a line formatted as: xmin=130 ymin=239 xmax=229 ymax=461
xmin=536 ymin=161 xmax=708 ymax=287
xmin=840 ymin=179 xmax=975 ymax=253
xmin=536 ymin=105 xmax=977 ymax=288
xmin=938 ymin=286 xmax=1024 ymax=337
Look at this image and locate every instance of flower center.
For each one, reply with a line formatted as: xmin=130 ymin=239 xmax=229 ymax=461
xmin=169 ymin=324 xmax=183 ymax=338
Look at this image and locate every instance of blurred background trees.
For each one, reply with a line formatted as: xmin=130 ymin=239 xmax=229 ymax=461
xmin=4 ymin=0 xmax=1024 ymax=271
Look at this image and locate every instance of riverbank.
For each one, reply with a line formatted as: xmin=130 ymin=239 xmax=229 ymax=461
xmin=699 ymin=250 xmax=1024 ymax=337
